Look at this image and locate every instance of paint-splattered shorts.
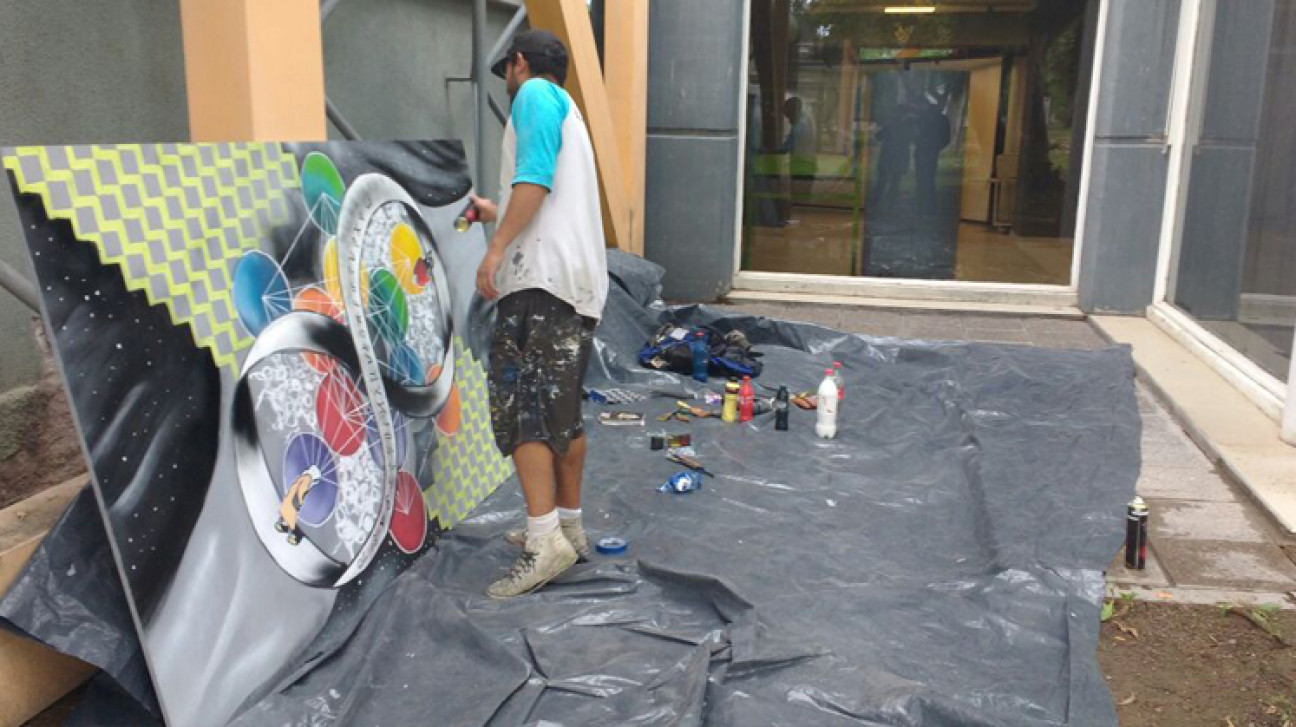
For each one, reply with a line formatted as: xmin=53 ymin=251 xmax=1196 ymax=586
xmin=489 ymin=288 xmax=597 ymax=457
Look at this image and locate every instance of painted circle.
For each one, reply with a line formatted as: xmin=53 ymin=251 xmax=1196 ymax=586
xmin=301 ymin=152 xmax=345 ymax=235
xmin=322 ymin=238 xmax=342 ymax=302
xmin=294 ymin=286 xmax=344 ymax=373
xmin=389 ymin=470 xmax=427 ymax=554
xmin=323 ymin=237 xmax=368 ymax=307
xmin=427 ymin=364 xmax=461 ymax=437
xmin=366 ymin=410 xmax=408 ymax=471
xmin=389 ymin=224 xmax=427 ymax=295
xmin=387 ymin=341 xmax=424 ymax=386
xmin=232 ymin=251 xmax=292 ymax=336
xmin=414 ymin=258 xmax=431 ymax=288
xmin=281 ymin=433 xmax=339 ymax=527
xmin=315 ymin=370 xmax=367 ymax=457
xmin=366 ymin=269 xmax=409 ymax=344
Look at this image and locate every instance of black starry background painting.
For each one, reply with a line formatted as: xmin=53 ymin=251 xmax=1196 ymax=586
xmin=11 ymin=177 xmax=221 ymax=626
xmin=285 ymin=141 xmax=472 ymax=209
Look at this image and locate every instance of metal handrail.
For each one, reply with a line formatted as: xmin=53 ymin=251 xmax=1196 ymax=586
xmin=0 ymin=258 xmax=38 ymax=312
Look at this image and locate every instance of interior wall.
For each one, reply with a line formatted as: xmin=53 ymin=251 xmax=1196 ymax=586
xmin=960 ymin=62 xmax=1003 ymax=223
xmin=0 ymin=0 xmax=190 ymax=392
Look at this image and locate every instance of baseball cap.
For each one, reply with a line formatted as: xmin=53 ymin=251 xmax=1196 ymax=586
xmin=490 ymin=30 xmax=569 ymax=80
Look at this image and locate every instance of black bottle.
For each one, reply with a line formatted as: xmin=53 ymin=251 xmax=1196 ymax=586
xmin=774 ymin=386 xmax=790 ymax=431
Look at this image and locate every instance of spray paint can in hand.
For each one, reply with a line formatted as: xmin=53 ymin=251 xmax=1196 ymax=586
xmin=774 ymin=386 xmax=790 ymax=431
xmin=1124 ymin=496 xmax=1149 ymax=569
xmin=454 ymin=199 xmax=479 ymax=232
xmin=722 ymin=378 xmax=740 ymax=423
xmin=816 ymin=369 xmax=838 ymax=439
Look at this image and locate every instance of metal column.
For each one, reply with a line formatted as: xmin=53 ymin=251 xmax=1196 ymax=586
xmin=0 ymin=259 xmax=38 ymax=313
xmin=473 ymin=0 xmax=490 ymax=194
xmin=1283 ymin=328 xmax=1296 ymax=445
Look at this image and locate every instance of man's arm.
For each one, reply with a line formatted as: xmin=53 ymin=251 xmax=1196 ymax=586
xmin=474 ymin=80 xmax=565 ymax=300
xmin=475 ymin=183 xmax=547 ymax=300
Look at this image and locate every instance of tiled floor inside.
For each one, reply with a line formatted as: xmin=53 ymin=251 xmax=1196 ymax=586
xmin=718 ymin=301 xmax=1296 ymax=597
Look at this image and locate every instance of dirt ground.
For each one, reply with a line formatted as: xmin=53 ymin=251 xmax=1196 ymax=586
xmin=1099 ymin=600 xmax=1296 ymax=727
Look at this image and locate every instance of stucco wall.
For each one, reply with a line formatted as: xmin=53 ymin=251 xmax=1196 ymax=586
xmin=322 ymin=0 xmax=518 ymax=201
xmin=0 ymin=0 xmax=190 ymax=391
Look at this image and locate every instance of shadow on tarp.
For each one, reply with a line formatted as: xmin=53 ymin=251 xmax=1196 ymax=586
xmin=1 ymin=251 xmax=1139 ymax=726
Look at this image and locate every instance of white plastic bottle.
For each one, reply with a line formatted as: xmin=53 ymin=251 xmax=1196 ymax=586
xmin=816 ymin=369 xmax=838 ymax=439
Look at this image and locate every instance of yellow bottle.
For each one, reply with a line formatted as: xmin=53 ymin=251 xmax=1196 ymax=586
xmin=722 ymin=379 xmax=740 ymax=423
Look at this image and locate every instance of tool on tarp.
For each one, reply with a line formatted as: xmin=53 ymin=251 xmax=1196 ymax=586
xmin=584 ymin=387 xmax=647 ymax=405
xmin=666 ymin=447 xmax=712 ymax=477
xmin=598 ymin=412 xmax=644 ymax=426
xmin=659 ymin=400 xmax=714 ymax=422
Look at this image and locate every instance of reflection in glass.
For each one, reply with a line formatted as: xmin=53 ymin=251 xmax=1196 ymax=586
xmin=1170 ymin=0 xmax=1296 ymax=382
xmin=742 ymin=0 xmax=1096 ymax=285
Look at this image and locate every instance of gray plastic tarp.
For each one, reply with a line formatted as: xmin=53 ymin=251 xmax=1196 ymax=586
xmin=2 ymin=252 xmax=1138 ymax=726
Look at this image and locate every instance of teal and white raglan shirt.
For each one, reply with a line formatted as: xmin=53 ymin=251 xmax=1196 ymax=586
xmin=496 ymin=78 xmax=608 ymax=320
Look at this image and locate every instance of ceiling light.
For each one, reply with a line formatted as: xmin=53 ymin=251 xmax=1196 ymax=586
xmin=884 ymin=6 xmax=937 ymax=13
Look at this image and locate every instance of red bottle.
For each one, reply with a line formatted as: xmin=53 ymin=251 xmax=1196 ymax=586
xmin=738 ymin=375 xmax=754 ymax=422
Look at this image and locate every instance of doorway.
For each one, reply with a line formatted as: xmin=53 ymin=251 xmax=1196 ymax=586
xmin=742 ymin=0 xmax=1097 ymax=286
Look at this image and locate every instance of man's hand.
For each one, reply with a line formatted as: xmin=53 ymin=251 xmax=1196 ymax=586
xmin=476 ymin=247 xmax=505 ymax=301
xmin=469 ymin=194 xmax=498 ymax=224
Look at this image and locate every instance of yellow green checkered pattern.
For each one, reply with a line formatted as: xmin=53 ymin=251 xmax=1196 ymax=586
xmin=426 ymin=337 xmax=512 ymax=528
xmin=3 ymin=143 xmax=299 ymax=371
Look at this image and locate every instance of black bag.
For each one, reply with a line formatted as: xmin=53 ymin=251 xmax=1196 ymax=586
xmin=638 ymin=324 xmax=763 ymax=378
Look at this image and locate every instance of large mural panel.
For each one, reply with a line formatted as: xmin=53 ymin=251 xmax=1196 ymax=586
xmin=3 ymin=141 xmax=511 ymax=726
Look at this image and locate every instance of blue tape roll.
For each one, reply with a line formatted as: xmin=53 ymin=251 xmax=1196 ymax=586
xmin=595 ymin=537 xmax=628 ymax=555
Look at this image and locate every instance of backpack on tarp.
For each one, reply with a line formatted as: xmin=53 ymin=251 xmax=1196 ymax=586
xmin=638 ymin=324 xmax=764 ymax=379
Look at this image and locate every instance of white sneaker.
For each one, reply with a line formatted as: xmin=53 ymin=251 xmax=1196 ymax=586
xmin=487 ymin=528 xmax=578 ymax=599
xmin=505 ymin=520 xmax=591 ymax=560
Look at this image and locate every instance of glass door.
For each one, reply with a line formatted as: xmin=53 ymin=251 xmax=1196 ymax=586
xmin=741 ymin=0 xmax=1098 ymax=286
xmin=1164 ymin=0 xmax=1296 ymax=391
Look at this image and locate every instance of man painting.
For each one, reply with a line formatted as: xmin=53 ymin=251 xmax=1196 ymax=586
xmin=468 ymin=30 xmax=608 ymax=599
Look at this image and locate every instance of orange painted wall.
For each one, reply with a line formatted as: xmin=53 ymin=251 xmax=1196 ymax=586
xmin=180 ymin=0 xmax=325 ymax=142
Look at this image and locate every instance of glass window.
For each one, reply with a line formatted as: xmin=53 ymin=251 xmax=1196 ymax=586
xmin=742 ymin=0 xmax=1097 ymax=284
xmin=1169 ymin=0 xmax=1296 ymax=383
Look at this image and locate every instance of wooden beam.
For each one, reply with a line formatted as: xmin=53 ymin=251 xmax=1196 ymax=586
xmin=525 ymin=0 xmax=632 ymax=251
xmin=602 ymin=0 xmax=649 ymax=256
xmin=179 ymin=0 xmax=326 ymax=141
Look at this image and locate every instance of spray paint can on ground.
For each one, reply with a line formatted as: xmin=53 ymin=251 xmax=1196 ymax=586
xmin=1125 ymin=496 xmax=1149 ymax=570
xmin=774 ymin=386 xmax=790 ymax=431
xmin=722 ymin=378 xmax=740 ymax=423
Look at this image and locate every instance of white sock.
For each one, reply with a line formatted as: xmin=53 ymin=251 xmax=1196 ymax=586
xmin=557 ymin=507 xmax=582 ymax=523
xmin=526 ymin=510 xmax=560 ymax=541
